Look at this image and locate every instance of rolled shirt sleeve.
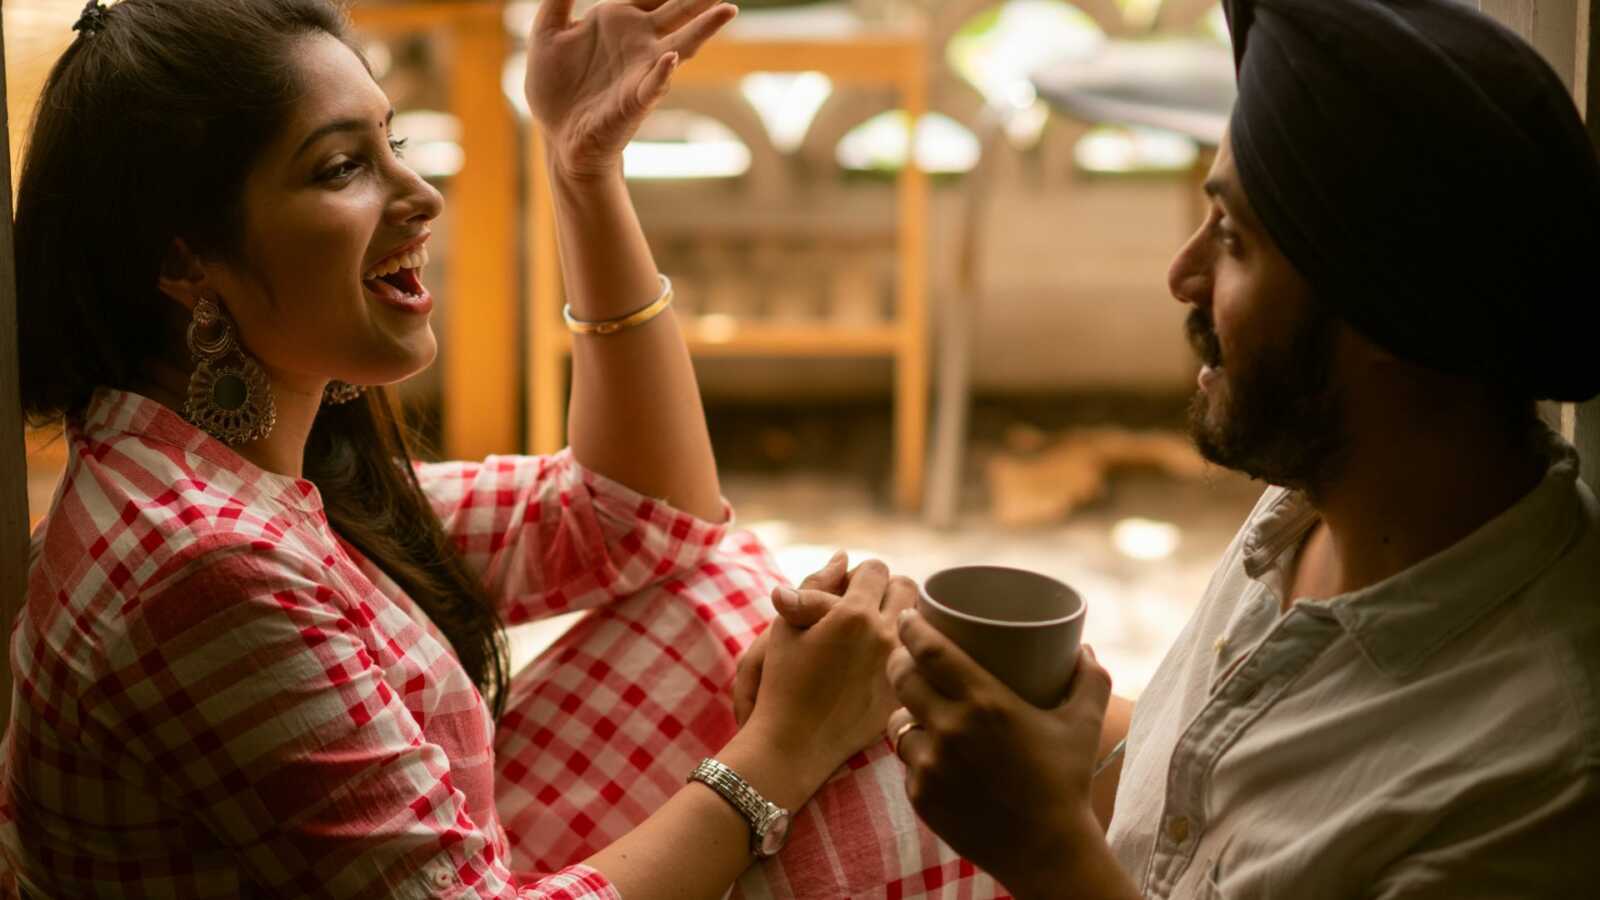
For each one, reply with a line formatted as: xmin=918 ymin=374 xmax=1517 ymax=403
xmin=416 ymin=450 xmax=733 ymax=625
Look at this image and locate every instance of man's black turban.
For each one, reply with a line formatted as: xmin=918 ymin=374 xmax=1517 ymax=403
xmin=1222 ymin=0 xmax=1600 ymax=401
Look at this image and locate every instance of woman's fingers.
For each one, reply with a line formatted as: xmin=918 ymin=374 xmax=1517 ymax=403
xmin=732 ymin=631 xmax=767 ymax=726
xmin=842 ymin=559 xmax=891 ymax=611
xmin=772 ymin=586 xmax=839 ymax=627
xmin=651 ymin=0 xmax=723 ymax=35
xmin=534 ymin=0 xmax=578 ymax=34
xmin=881 ymin=575 xmax=918 ymax=619
xmin=800 ymin=550 xmax=849 ymax=593
xmin=659 ymin=2 xmax=738 ymax=61
xmin=633 ymin=51 xmax=679 ymax=108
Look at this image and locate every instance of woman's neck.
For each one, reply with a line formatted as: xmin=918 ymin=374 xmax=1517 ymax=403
xmin=134 ymin=358 xmax=324 ymax=479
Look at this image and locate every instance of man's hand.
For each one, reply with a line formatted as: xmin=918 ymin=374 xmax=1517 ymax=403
xmin=887 ymin=611 xmax=1137 ymax=899
xmin=732 ymin=551 xmax=850 ymax=726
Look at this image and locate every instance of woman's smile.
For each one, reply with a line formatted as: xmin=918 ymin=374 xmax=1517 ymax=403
xmin=361 ymin=240 xmax=433 ymax=314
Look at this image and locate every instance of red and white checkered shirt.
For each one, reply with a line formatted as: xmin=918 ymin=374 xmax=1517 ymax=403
xmin=1 ymin=389 xmax=1005 ymax=899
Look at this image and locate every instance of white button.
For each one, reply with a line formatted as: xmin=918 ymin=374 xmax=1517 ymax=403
xmin=1213 ymin=636 xmax=1229 ymax=656
xmin=427 ymin=861 xmax=456 ymax=888
xmin=1167 ymin=815 xmax=1191 ymax=844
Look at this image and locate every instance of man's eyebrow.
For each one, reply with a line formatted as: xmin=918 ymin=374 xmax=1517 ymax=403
xmin=1203 ymin=177 xmax=1253 ymax=224
xmin=292 ymin=108 xmax=395 ymax=161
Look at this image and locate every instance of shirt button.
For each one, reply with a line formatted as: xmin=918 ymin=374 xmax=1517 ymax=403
xmin=1213 ymin=636 xmax=1229 ymax=656
xmin=1167 ymin=815 xmax=1192 ymax=844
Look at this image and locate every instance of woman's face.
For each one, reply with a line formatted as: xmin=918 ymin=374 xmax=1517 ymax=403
xmin=203 ymin=32 xmax=444 ymax=396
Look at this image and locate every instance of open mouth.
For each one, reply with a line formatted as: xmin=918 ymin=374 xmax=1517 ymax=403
xmin=362 ymin=245 xmax=429 ymax=303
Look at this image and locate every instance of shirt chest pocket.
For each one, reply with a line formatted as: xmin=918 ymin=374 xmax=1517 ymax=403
xmin=1187 ymin=833 xmax=1238 ymax=900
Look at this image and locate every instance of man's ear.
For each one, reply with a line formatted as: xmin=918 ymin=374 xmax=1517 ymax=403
xmin=157 ymin=238 xmax=211 ymax=313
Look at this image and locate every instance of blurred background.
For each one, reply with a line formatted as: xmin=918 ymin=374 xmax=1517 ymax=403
xmin=8 ymin=0 xmax=1263 ymax=696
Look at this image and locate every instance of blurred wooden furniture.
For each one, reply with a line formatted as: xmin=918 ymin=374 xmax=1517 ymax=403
xmin=350 ymin=2 xmax=519 ymax=461
xmin=528 ymin=20 xmax=932 ymax=510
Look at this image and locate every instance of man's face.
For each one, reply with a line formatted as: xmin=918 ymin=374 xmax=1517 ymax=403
xmin=1167 ymin=135 xmax=1348 ymax=490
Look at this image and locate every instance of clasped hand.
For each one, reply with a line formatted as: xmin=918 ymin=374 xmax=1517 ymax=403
xmin=735 ymin=557 xmax=1116 ymax=898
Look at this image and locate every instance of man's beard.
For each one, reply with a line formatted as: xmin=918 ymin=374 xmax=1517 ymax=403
xmin=1186 ymin=305 xmax=1348 ymax=493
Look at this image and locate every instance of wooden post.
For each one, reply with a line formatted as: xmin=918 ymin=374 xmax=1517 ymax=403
xmin=1 ymin=12 xmax=25 ymax=735
xmin=895 ymin=46 xmax=930 ymax=512
xmin=444 ymin=8 xmax=522 ymax=460
xmin=527 ymin=131 xmax=567 ymax=455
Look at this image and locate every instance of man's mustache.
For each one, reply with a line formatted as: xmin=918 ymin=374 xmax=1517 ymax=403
xmin=1187 ymin=308 xmax=1223 ymax=368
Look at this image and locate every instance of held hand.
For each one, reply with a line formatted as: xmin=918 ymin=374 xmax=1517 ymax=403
xmin=743 ymin=561 xmax=917 ymax=790
xmin=732 ymin=550 xmax=852 ymax=726
xmin=888 ymin=612 xmax=1114 ymax=897
xmin=526 ymin=0 xmax=738 ymax=180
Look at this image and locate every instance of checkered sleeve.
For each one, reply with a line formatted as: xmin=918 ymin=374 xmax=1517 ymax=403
xmin=416 ymin=450 xmax=734 ymax=625
xmin=81 ymin=542 xmax=617 ymax=900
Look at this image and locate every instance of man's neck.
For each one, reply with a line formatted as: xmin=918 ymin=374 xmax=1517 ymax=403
xmin=1295 ymin=416 xmax=1546 ymax=602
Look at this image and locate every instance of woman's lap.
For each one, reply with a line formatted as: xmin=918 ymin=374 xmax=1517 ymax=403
xmin=491 ymin=555 xmax=1006 ymax=898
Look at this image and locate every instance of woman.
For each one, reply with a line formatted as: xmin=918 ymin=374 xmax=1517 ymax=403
xmin=0 ymin=0 xmax=966 ymax=896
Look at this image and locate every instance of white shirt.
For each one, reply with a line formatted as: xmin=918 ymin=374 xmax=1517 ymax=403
xmin=1107 ymin=433 xmax=1600 ymax=899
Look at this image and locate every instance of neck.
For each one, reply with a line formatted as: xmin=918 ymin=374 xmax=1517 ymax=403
xmin=1302 ymin=400 xmax=1545 ymax=597
xmin=135 ymin=357 xmax=324 ymax=480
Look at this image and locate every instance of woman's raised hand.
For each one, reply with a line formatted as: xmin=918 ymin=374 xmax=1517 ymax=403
xmin=526 ymin=0 xmax=738 ymax=181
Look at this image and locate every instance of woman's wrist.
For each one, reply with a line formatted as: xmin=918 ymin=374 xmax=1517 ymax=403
xmin=546 ymin=149 xmax=623 ymax=189
xmin=715 ymin=719 xmax=834 ymax=812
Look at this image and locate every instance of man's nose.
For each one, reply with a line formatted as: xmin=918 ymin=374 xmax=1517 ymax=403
xmin=1167 ymin=233 xmax=1212 ymax=308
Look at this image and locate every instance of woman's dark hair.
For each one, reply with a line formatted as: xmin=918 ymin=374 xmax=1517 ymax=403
xmin=15 ymin=0 xmax=510 ymax=717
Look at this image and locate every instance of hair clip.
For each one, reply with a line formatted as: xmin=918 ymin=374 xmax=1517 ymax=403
xmin=73 ymin=0 xmax=109 ymax=37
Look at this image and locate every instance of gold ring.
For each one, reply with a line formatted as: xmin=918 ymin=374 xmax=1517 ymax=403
xmin=892 ymin=719 xmax=922 ymax=755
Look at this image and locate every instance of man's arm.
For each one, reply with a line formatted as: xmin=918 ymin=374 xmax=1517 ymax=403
xmin=1092 ymin=695 xmax=1134 ymax=831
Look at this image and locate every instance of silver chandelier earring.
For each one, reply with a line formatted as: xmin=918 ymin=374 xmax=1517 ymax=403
xmin=323 ymin=380 xmax=365 ymax=405
xmin=183 ymin=297 xmax=277 ymax=445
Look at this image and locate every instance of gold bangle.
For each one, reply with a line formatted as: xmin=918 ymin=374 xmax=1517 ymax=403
xmin=564 ymin=274 xmax=674 ymax=336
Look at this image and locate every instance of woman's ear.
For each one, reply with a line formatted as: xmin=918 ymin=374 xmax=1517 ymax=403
xmin=157 ymin=238 xmax=210 ymax=313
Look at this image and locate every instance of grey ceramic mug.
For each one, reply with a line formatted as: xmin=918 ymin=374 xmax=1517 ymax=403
xmin=917 ymin=565 xmax=1086 ymax=708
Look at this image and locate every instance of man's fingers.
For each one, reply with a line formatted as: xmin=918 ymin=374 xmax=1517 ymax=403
xmin=887 ymin=646 xmax=946 ymax=721
xmin=1059 ymin=644 xmax=1114 ymax=722
xmin=651 ymin=0 xmax=721 ymax=35
xmin=897 ymin=609 xmax=994 ymax=701
xmin=772 ymin=586 xmax=837 ymax=628
xmin=659 ymin=2 xmax=737 ymax=61
xmin=799 ymin=550 xmax=849 ymax=592
xmin=842 ymin=558 xmax=891 ymax=610
xmin=534 ymin=0 xmax=578 ymax=34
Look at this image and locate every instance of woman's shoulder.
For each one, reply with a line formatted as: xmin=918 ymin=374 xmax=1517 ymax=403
xmin=29 ymin=423 xmax=337 ymax=647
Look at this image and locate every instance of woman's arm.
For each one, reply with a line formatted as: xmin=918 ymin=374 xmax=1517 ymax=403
xmin=529 ymin=0 xmax=732 ymax=522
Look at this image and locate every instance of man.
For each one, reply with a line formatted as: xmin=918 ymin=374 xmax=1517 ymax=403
xmin=883 ymin=0 xmax=1600 ymax=896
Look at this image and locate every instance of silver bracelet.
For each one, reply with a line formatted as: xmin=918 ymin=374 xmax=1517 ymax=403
xmin=1094 ymin=738 xmax=1127 ymax=778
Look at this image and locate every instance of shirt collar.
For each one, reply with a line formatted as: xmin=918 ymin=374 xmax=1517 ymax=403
xmin=1239 ymin=429 xmax=1587 ymax=679
xmin=76 ymin=387 xmax=324 ymax=513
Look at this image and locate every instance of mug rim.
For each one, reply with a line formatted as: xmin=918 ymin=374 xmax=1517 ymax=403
xmin=919 ymin=565 xmax=1086 ymax=629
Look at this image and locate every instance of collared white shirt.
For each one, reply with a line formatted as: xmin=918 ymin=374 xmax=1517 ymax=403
xmin=1107 ymin=433 xmax=1600 ymax=898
